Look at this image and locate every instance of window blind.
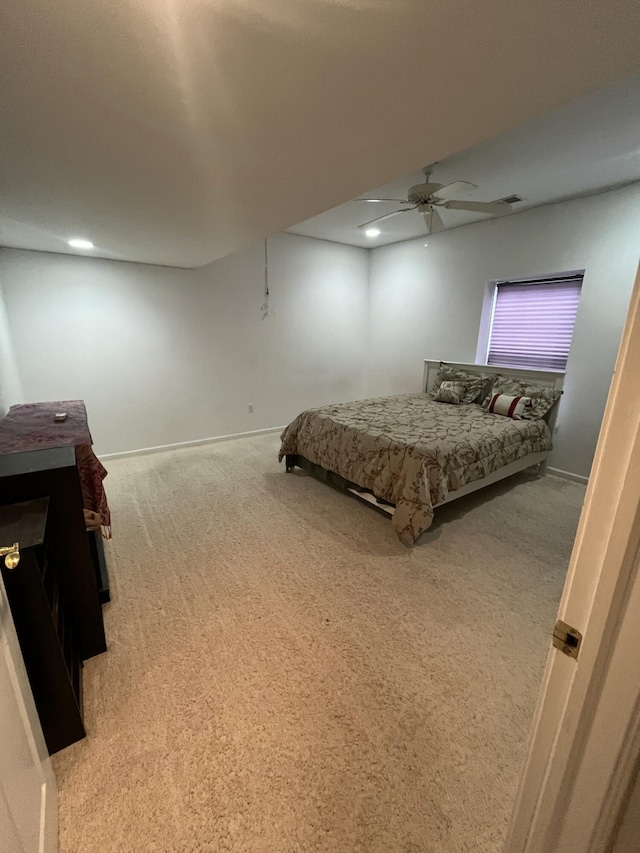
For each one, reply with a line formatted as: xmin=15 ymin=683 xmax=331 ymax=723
xmin=487 ymin=277 xmax=582 ymax=371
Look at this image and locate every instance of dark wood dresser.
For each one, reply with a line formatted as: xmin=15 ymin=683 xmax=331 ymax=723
xmin=0 ymin=498 xmax=86 ymax=754
xmin=0 ymin=402 xmax=111 ymax=752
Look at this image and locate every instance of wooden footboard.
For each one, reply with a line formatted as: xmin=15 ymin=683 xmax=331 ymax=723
xmin=432 ymin=451 xmax=548 ymax=507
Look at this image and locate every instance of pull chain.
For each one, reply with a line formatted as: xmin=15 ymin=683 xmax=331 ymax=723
xmin=261 ymin=238 xmax=274 ymax=319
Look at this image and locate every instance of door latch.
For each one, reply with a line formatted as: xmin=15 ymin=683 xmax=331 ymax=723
xmin=553 ymin=620 xmax=582 ymax=660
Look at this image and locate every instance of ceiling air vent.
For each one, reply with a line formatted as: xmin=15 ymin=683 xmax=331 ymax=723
xmin=500 ymin=194 xmax=523 ymax=204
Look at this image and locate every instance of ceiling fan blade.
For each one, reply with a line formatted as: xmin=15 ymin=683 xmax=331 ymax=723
xmin=430 ymin=181 xmax=478 ymax=202
xmin=353 ymin=197 xmax=412 ymax=203
xmin=443 ymin=200 xmax=512 ymax=215
xmin=423 ymin=208 xmax=444 ymax=234
xmin=358 ymin=207 xmax=417 ymax=229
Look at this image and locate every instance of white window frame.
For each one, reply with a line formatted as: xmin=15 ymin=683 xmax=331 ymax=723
xmin=476 ymin=269 xmax=584 ymax=369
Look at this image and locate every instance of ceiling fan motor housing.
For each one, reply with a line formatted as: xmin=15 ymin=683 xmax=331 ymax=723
xmin=407 ymin=182 xmax=443 ymax=205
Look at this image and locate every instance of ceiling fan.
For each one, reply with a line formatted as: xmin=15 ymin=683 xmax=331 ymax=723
xmin=355 ymin=165 xmax=513 ymax=234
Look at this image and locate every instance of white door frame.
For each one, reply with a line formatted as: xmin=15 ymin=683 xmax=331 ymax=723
xmin=506 ymin=263 xmax=640 ymax=852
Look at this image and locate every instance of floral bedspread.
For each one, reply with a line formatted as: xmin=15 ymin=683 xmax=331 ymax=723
xmin=279 ymin=394 xmax=552 ymax=544
xmin=0 ymin=400 xmax=111 ymax=535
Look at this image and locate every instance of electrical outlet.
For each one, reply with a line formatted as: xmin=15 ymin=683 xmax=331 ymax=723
xmin=248 ymin=404 xmax=254 ymax=413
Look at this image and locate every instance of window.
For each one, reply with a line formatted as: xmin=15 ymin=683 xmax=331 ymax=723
xmin=486 ymin=274 xmax=583 ymax=371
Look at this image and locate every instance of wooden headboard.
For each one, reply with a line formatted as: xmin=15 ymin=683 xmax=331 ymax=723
xmin=422 ymin=358 xmax=566 ymax=433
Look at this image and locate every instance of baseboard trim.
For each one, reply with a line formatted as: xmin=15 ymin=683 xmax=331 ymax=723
xmin=101 ymin=435 xmax=590 ymax=483
xmin=547 ymin=466 xmax=589 ymax=485
xmin=100 ymin=426 xmax=286 ymax=460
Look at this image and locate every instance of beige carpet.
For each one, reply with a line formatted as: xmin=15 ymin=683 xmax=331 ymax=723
xmin=52 ymin=433 xmax=585 ymax=853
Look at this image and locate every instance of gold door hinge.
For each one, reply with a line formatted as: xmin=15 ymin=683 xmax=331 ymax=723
xmin=553 ymin=620 xmax=582 ymax=660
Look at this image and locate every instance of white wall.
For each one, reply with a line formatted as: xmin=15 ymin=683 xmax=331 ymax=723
xmin=2 ymin=186 xmax=638 ymax=475
xmin=367 ymin=184 xmax=640 ymax=479
xmin=0 ymin=234 xmax=369 ymax=454
xmin=0 ymin=283 xmax=23 ymax=417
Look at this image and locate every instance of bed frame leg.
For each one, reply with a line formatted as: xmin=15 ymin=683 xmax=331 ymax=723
xmin=285 ymin=454 xmax=296 ymax=473
xmin=538 ymin=458 xmax=549 ymax=477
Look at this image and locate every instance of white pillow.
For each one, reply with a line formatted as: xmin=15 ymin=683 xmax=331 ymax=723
xmin=485 ymin=393 xmax=533 ymax=419
xmin=482 ymin=377 xmax=561 ymax=420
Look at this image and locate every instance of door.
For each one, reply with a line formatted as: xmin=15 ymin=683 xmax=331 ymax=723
xmin=0 ymin=566 xmax=57 ymax=853
xmin=505 ymin=262 xmax=640 ymax=852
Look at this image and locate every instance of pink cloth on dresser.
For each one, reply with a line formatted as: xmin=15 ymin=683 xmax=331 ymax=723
xmin=0 ymin=400 xmax=111 ymax=535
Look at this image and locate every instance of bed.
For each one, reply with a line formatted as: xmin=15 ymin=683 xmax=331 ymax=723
xmin=279 ymin=360 xmax=564 ymax=545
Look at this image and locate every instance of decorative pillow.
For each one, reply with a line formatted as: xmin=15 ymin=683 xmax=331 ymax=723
xmin=430 ymin=362 xmax=487 ymax=404
xmin=485 ymin=393 xmax=533 ymax=419
xmin=433 ymin=380 xmax=466 ymax=405
xmin=482 ymin=376 xmax=561 ymax=420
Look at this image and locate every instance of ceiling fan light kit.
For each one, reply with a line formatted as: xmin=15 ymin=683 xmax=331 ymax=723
xmin=355 ymin=164 xmax=514 ymax=236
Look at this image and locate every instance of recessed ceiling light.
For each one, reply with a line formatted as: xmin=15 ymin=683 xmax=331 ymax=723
xmin=365 ymin=228 xmax=381 ymax=238
xmin=67 ymin=238 xmax=94 ymax=250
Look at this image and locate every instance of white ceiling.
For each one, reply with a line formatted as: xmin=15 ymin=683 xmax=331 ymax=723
xmin=289 ymin=72 xmax=640 ymax=248
xmin=1 ymin=1 xmax=640 ymax=268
